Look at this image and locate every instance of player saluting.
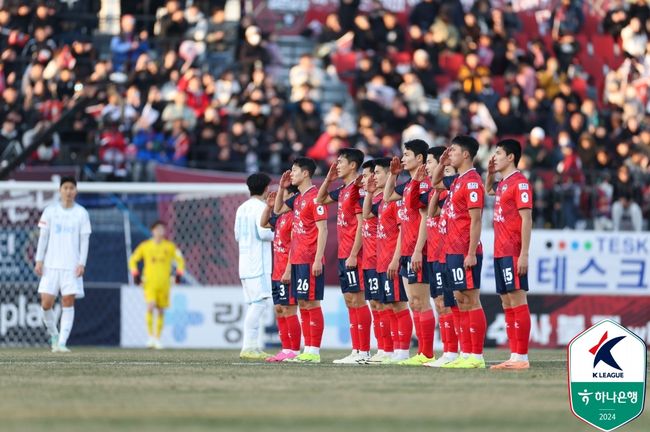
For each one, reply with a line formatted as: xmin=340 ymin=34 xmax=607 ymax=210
xmin=431 ymin=136 xmax=487 ymax=369
xmin=486 ymin=139 xmax=533 ymax=370
xmin=275 ymin=158 xmax=328 ymax=363
xmin=35 ymin=177 xmax=91 ymax=353
xmin=408 ymin=147 xmax=461 ymax=367
xmin=384 ymin=139 xmax=435 ymax=366
xmin=234 ymin=173 xmax=275 ymax=360
xmin=316 ymin=149 xmax=372 ymax=364
xmin=359 ymin=160 xmax=392 ymax=364
xmin=129 ymin=220 xmax=186 ymax=349
xmin=365 ymin=158 xmax=412 ymax=363
xmin=260 ymin=187 xmax=302 ymax=362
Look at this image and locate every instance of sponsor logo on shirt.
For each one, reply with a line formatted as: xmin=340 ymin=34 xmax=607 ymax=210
xmin=467 ymin=182 xmax=479 ymax=190
xmin=518 ymin=183 xmax=529 ymax=190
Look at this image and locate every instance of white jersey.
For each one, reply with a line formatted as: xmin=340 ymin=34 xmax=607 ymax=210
xmin=38 ymin=202 xmax=92 ymax=270
xmin=234 ymin=197 xmax=273 ymax=279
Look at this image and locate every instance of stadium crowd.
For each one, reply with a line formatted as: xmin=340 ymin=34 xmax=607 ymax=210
xmin=0 ymin=0 xmax=648 ymax=230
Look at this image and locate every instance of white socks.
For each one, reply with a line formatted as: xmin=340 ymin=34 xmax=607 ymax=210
xmin=59 ymin=307 xmax=74 ymax=346
xmin=41 ymin=308 xmax=59 ymax=337
xmin=243 ymin=300 xmax=269 ymax=351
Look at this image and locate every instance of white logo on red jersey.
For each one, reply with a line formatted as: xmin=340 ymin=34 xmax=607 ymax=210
xmin=501 ymin=184 xmax=508 ymax=192
xmin=467 ymin=182 xmax=479 ymax=190
xmin=316 ymin=205 xmax=325 ymax=215
xmin=469 ymin=191 xmax=478 ymax=203
xmin=518 ymin=183 xmax=529 ymax=190
xmin=521 ymin=192 xmax=530 ymax=203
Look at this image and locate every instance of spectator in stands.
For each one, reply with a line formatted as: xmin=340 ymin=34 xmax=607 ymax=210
xmin=493 ymin=96 xmax=523 ymax=135
xmin=380 ymin=11 xmax=405 ymax=53
xmin=621 ymin=17 xmax=648 ymax=59
xmin=290 ymin=54 xmax=324 ymax=102
xmin=338 ymin=0 xmax=361 ymax=33
xmin=459 ymin=52 xmax=490 ymax=95
xmin=156 ymin=0 xmax=188 ymax=41
xmin=167 ymin=119 xmax=191 ymax=166
xmin=162 ymin=90 xmax=197 ymax=132
xmin=550 ymin=0 xmax=583 ymax=72
xmin=205 ymin=7 xmax=236 ymax=71
xmin=238 ymin=26 xmax=269 ymax=75
xmin=22 ymin=26 xmax=56 ymax=63
xmin=603 ymin=0 xmax=629 ymax=38
xmin=431 ymin=6 xmax=460 ymax=51
xmin=412 ymin=49 xmax=437 ymax=96
xmin=293 ymin=98 xmax=322 ymax=149
xmin=110 ymin=15 xmax=148 ymax=73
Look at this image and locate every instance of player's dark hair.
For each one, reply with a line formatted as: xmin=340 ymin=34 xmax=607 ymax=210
xmin=373 ymin=157 xmax=391 ymax=170
xmin=427 ymin=146 xmax=446 ymax=162
xmin=496 ymin=138 xmax=522 ymax=166
xmin=151 ymin=220 xmax=166 ymax=230
xmin=361 ymin=159 xmax=375 ymax=171
xmin=246 ymin=172 xmax=271 ymax=196
xmin=59 ymin=176 xmax=77 ymax=187
xmin=292 ymin=157 xmax=317 ymax=178
xmin=451 ymin=135 xmax=479 ymax=159
xmin=338 ymin=148 xmax=365 ymax=171
xmin=403 ymin=139 xmax=429 ymax=164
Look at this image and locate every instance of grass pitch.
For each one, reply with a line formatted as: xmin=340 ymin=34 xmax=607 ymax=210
xmin=1 ymin=348 xmax=647 ymax=432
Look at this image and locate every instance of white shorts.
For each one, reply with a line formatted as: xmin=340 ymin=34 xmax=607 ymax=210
xmin=240 ymin=274 xmax=271 ymax=304
xmin=38 ymin=268 xmax=85 ymax=299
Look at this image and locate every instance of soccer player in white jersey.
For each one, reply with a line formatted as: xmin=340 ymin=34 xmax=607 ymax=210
xmin=35 ymin=177 xmax=91 ymax=353
xmin=234 ymin=173 xmax=275 ymax=360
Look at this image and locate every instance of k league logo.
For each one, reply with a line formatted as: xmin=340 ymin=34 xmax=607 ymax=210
xmin=568 ymin=319 xmax=647 ymax=432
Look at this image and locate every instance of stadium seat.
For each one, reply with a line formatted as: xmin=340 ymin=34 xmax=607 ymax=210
xmin=571 ymin=77 xmax=588 ymax=100
xmin=332 ymin=52 xmax=358 ymax=77
xmin=434 ymin=74 xmax=452 ymax=91
xmin=439 ymin=52 xmax=465 ymax=77
xmin=579 ymin=52 xmax=604 ymax=82
xmin=582 ymin=14 xmax=601 ymax=36
xmin=491 ymin=76 xmax=505 ymax=96
xmin=592 ymin=34 xmax=616 ymax=64
xmin=517 ymin=12 xmax=540 ymax=39
xmin=514 ymin=33 xmax=529 ymax=50
xmin=390 ymin=51 xmax=412 ymax=66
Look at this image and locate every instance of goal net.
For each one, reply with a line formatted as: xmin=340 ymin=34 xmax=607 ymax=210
xmin=0 ymin=180 xmax=249 ymax=347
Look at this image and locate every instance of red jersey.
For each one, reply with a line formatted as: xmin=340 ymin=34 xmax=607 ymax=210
xmin=376 ymin=199 xmax=400 ymax=272
xmin=361 ymin=194 xmax=382 ymax=270
xmin=444 ymin=169 xmax=485 ymax=256
xmin=329 ymin=181 xmax=362 ymax=259
xmin=396 ymin=178 xmax=430 ymax=256
xmin=493 ymin=170 xmax=533 ymax=258
xmin=437 ymin=196 xmax=449 ymax=263
xmin=423 ymin=189 xmax=448 ymax=262
xmin=289 ymin=186 xmax=328 ymax=264
xmin=269 ymin=211 xmax=293 ymax=280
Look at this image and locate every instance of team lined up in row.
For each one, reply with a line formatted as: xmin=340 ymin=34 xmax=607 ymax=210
xmin=259 ymin=136 xmax=532 ymax=369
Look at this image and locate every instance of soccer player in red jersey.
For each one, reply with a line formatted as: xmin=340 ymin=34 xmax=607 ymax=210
xmin=370 ymin=158 xmax=412 ymax=363
xmin=383 ymin=139 xmax=434 ymax=366
xmin=274 ymin=158 xmax=328 ymax=363
xmin=260 ymin=188 xmax=302 ymax=362
xmin=316 ymin=149 xmax=372 ymax=364
xmin=359 ymin=160 xmax=393 ymax=364
xmin=486 ymin=139 xmax=532 ymax=370
xmin=408 ymin=147 xmax=461 ymax=367
xmin=431 ymin=135 xmax=487 ymax=369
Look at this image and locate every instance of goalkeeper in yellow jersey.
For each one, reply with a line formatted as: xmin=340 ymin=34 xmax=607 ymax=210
xmin=129 ymin=220 xmax=185 ymax=349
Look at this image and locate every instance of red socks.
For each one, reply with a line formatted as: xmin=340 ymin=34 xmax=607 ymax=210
xmin=412 ymin=311 xmax=422 ymax=354
xmin=348 ymin=307 xmax=359 ymax=350
xmin=309 ymin=307 xmax=324 ymax=348
xmin=513 ymin=304 xmax=531 ymax=355
xmin=277 ymin=316 xmax=290 ymax=350
xmin=468 ymin=308 xmax=487 ymax=355
xmin=459 ymin=310 xmax=472 ymax=354
xmin=300 ymin=308 xmax=312 ymax=347
xmin=372 ymin=310 xmax=382 ymax=351
xmin=389 ymin=308 xmax=399 ymax=350
xmin=419 ymin=309 xmax=435 ymax=359
xmin=381 ymin=309 xmax=394 ymax=352
xmin=440 ymin=312 xmax=458 ymax=353
xmin=504 ymin=307 xmax=517 ymax=354
xmin=396 ymin=308 xmax=413 ymax=350
xmin=286 ymin=314 xmax=302 ymax=351
xmin=355 ymin=305 xmax=372 ymax=352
